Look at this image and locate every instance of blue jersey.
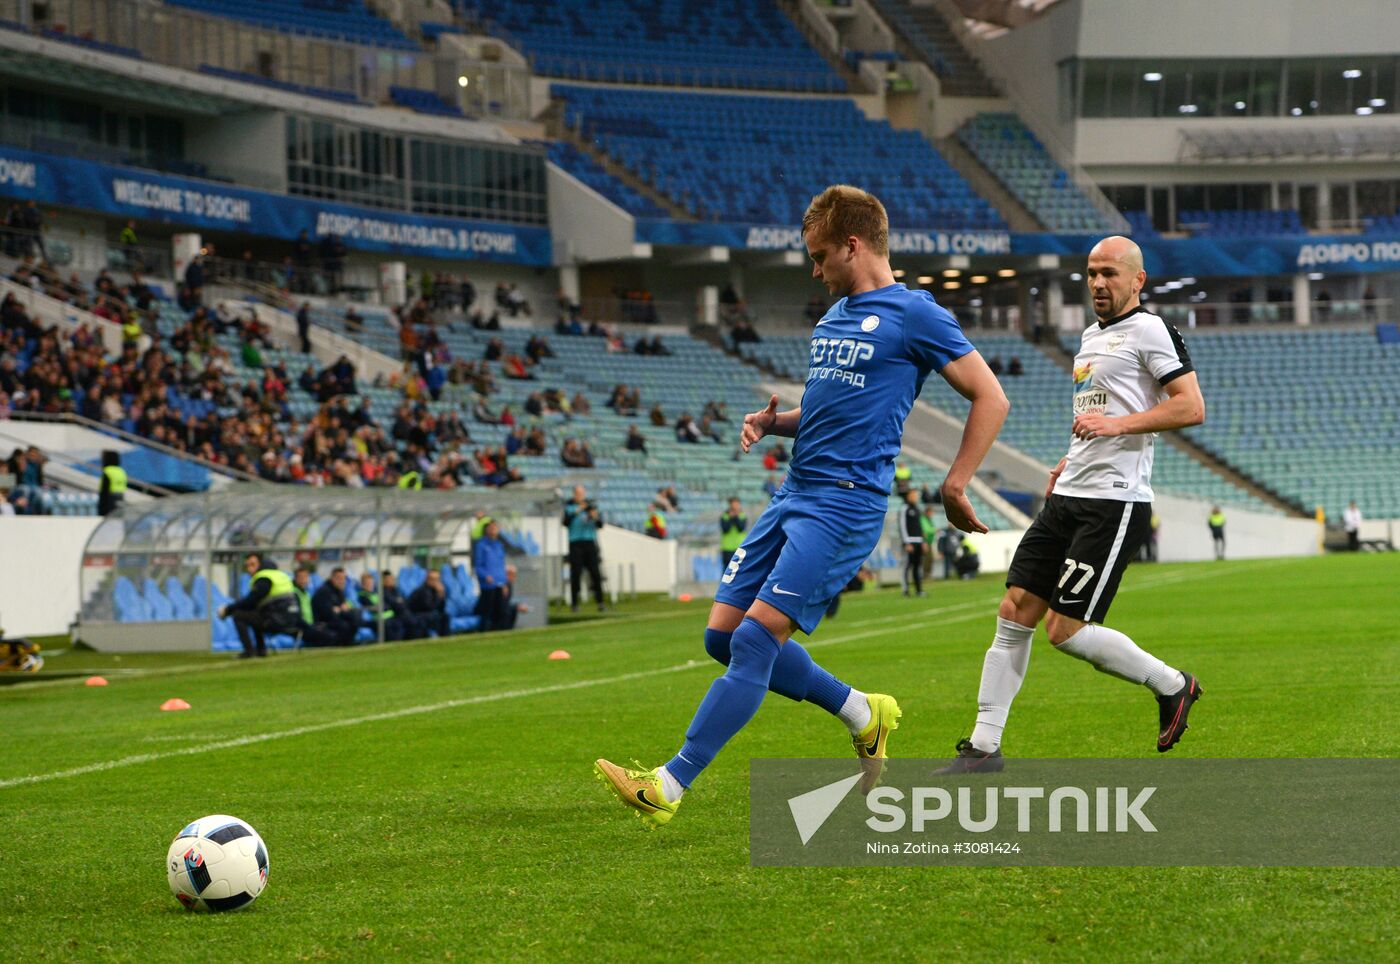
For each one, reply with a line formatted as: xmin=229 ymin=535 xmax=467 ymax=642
xmin=788 ymin=283 xmax=973 ymax=500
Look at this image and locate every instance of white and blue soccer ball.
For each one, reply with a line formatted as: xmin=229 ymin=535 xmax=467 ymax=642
xmin=166 ymin=814 xmax=269 ymax=912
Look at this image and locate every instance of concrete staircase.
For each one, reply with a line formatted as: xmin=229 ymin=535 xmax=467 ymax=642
xmin=552 ymin=111 xmax=696 ymax=221
xmin=936 ymin=132 xmax=1043 ymax=232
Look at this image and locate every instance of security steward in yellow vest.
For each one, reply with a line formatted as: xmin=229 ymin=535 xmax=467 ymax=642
xmin=218 ymin=552 xmax=301 ymax=658
xmin=398 ymin=469 xmax=423 ymax=490
xmin=98 ymin=450 xmax=127 ymax=516
xmin=719 ymin=498 xmax=747 ymax=569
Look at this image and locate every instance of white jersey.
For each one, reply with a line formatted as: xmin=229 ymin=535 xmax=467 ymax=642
xmin=1054 ymin=306 xmax=1193 ymax=503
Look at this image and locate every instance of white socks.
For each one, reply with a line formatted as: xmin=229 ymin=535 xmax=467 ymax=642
xmin=657 ymin=766 xmax=685 ymax=803
xmin=838 ymin=688 xmax=872 ymax=735
xmin=1056 ymin=623 xmax=1185 ymax=697
xmin=969 ymin=617 xmax=1035 ymax=752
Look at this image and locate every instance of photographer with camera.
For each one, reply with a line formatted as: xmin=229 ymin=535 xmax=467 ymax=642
xmin=564 ymin=484 xmax=606 ymax=612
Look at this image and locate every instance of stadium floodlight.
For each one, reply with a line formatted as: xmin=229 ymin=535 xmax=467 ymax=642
xmin=1069 ymin=273 xmax=1083 ymax=282
xmin=1180 ymin=277 xmax=1197 ymax=285
xmin=1143 ymin=72 xmax=1163 ymax=82
xmin=1357 ymin=107 xmax=1374 ymax=116
xmin=1290 ymin=107 xmax=1304 ymax=116
xmin=942 ymin=268 xmax=961 ymax=277
xmin=970 ymin=275 xmax=989 ymax=284
xmin=458 ymin=75 xmax=469 ymax=87
xmin=916 ymin=275 xmax=934 ymax=284
xmin=1234 ymin=101 xmax=1247 ymax=110
xmin=996 ymin=268 xmax=1016 ymax=277
xmin=1178 ymin=104 xmax=1199 ymax=114
xmin=892 ymin=268 xmax=906 ymax=278
xmin=1371 ymin=98 xmax=1387 ymax=107
xmin=1307 ymin=272 xmax=1325 ymax=281
xmin=1343 ymin=69 xmax=1362 ymax=79
xmin=944 ymin=281 xmax=961 ymax=289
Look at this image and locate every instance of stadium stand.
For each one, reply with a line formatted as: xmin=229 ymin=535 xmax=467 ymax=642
xmin=537 ymin=141 xmax=670 ymax=218
xmin=741 ymin=328 xmax=1280 ymax=515
xmin=1176 ymin=209 xmax=1306 ymax=237
xmin=554 ymin=85 xmax=1005 ymax=229
xmin=956 ymin=114 xmax=1116 ymax=233
xmin=165 ymin=0 xmax=418 ymax=50
xmin=1122 ymin=210 xmax=1159 ymax=239
xmin=1170 ymin=327 xmax=1400 ymax=519
xmin=462 ymin=0 xmax=845 ymax=92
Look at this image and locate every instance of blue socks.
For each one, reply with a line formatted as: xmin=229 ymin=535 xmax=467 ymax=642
xmin=666 ymin=619 xmax=781 ymax=787
xmin=701 ymin=628 xmax=852 ymax=715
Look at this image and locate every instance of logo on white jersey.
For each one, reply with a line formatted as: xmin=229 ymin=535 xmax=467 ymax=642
xmin=1072 ymin=362 xmax=1107 ymax=415
xmin=861 ymin=314 xmax=880 ymax=332
xmin=1105 ymin=332 xmax=1126 ymax=352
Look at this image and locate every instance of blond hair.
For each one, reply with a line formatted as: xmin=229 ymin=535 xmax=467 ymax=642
xmin=802 ymin=185 xmax=889 ymax=256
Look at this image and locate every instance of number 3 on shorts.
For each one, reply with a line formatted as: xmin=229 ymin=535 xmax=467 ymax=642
xmin=721 ymin=547 xmax=747 ymax=584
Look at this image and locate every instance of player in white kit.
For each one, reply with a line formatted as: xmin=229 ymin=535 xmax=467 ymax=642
xmin=939 ymin=236 xmax=1206 ymax=771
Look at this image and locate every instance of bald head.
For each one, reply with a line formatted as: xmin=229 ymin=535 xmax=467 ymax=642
xmin=1090 ymin=235 xmax=1144 ymax=274
xmin=1086 ymin=235 xmax=1147 ymax=322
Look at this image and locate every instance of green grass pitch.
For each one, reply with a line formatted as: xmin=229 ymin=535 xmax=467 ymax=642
xmin=3 ymin=554 xmax=1398 ymax=960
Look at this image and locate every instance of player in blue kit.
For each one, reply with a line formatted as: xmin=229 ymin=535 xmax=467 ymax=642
xmin=595 ymin=185 xmax=1010 ymax=827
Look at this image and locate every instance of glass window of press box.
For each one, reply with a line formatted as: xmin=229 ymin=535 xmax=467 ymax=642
xmin=285 ymin=116 xmax=547 ymax=224
xmin=1068 ymin=57 xmax=1398 ymax=118
xmin=76 ymin=487 xmax=555 ymax=650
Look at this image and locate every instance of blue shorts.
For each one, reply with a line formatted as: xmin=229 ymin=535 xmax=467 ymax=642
xmin=713 ymin=482 xmax=887 ymax=635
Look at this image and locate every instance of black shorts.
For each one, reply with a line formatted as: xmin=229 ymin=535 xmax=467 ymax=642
xmin=1006 ymin=495 xmax=1151 ymax=623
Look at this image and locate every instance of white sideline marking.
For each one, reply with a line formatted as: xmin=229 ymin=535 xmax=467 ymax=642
xmin=0 ymin=559 xmax=1285 ymax=789
xmin=0 ymin=602 xmax=983 ymax=790
xmin=0 ymin=661 xmax=708 ymax=790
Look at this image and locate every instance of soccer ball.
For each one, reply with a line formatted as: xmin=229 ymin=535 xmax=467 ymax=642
xmin=166 ymin=814 xmax=269 ymax=912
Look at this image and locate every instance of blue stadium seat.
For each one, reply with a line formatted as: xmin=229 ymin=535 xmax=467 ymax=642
xmin=468 ymin=0 xmax=841 ymax=92
xmin=553 ymin=85 xmax=1004 ymax=229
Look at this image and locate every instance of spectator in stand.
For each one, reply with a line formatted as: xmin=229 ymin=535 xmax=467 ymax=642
xmin=183 ymin=252 xmax=206 ymax=307
xmin=987 ymin=355 xmax=1004 ymax=376
xmin=625 ymin=424 xmax=647 ymax=454
xmin=730 ymin=317 xmax=761 ymax=345
xmin=473 ymin=519 xmax=509 ymax=632
xmin=697 ymin=413 xmax=723 ymax=443
xmin=763 ymin=473 xmax=781 ymax=498
xmin=703 ymin=400 xmax=729 ymax=422
xmin=1007 ymin=356 xmax=1024 ymax=377
xmin=408 ymin=568 xmax=450 ymax=636
xmin=21 ymin=200 xmax=45 ymax=261
xmin=561 ymin=438 xmax=595 ymax=468
xmin=525 ymin=334 xmax=554 ymax=362
xmin=675 ymin=413 xmax=701 ymax=444
xmin=571 ymin=391 xmax=591 ymax=416
xmin=119 ymin=219 xmax=141 ymax=270
xmin=655 ymin=485 xmax=680 ymax=513
xmin=649 ymin=336 xmax=671 ymax=356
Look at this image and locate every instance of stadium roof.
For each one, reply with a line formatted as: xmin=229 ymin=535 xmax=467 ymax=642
xmin=84 ymin=485 xmax=564 ymax=556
